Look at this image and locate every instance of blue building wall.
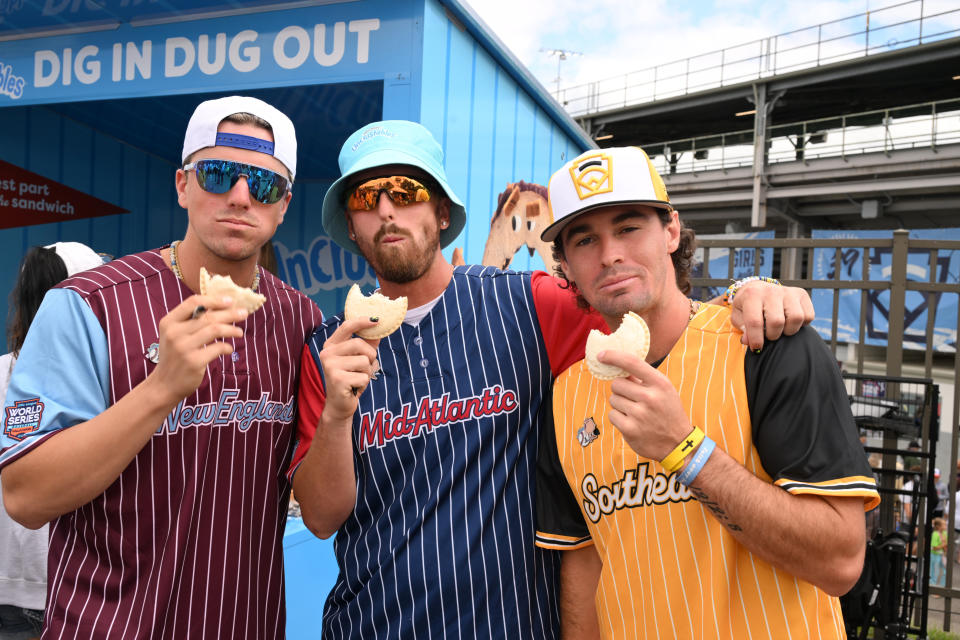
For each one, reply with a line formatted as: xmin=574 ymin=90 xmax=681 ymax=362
xmin=420 ymin=0 xmax=585 ymax=272
xmin=0 ymin=106 xmax=177 ymax=337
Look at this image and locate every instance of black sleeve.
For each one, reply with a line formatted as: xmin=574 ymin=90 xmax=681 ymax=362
xmin=535 ymin=385 xmax=592 ymax=547
xmin=744 ymin=326 xmax=873 ymax=484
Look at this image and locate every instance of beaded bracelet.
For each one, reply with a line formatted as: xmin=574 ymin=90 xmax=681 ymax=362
xmin=678 ymin=436 xmax=716 ymax=486
xmin=722 ymin=276 xmax=781 ymax=306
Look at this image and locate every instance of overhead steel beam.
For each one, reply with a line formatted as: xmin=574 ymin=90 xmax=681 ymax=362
xmin=586 ymin=85 xmax=753 ymax=126
xmin=766 ymin=174 xmax=960 ymax=199
xmin=672 ymin=175 xmax=960 ymax=207
xmin=580 ymin=37 xmax=960 ymax=128
xmin=766 ymin=37 xmax=960 ymax=93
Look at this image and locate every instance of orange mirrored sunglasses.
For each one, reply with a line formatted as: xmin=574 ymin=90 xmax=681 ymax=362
xmin=346 ymin=176 xmax=432 ymax=211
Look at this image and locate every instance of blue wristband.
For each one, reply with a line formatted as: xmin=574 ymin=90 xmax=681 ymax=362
xmin=677 ymin=436 xmax=716 ymax=486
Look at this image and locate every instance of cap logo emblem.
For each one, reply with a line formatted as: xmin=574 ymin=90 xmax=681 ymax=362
xmin=569 ymin=152 xmax=613 ymax=200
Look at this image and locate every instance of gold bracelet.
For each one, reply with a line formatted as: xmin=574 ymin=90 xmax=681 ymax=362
xmin=660 ymin=426 xmax=705 ymax=473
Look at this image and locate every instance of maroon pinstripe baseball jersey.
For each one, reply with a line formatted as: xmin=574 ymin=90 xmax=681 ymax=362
xmin=1 ymin=248 xmax=323 ymax=639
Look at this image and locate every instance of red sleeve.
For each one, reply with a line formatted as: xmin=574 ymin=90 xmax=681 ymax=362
xmin=530 ymin=271 xmax=608 ymax=377
xmin=287 ymin=342 xmax=326 ymax=482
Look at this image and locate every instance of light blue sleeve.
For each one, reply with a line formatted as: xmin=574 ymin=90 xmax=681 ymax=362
xmin=0 ymin=289 xmax=110 ymax=466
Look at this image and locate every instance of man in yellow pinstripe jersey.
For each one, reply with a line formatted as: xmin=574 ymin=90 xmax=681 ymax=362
xmin=534 ymin=146 xmax=880 ymax=640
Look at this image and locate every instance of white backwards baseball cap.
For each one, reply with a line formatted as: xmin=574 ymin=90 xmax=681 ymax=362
xmin=541 ymin=146 xmax=673 ymax=243
xmin=45 ymin=241 xmax=105 ymax=276
xmin=181 ymin=96 xmax=297 ymax=181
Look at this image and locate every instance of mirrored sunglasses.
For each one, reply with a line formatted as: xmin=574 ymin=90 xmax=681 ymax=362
xmin=184 ymin=159 xmax=290 ymax=205
xmin=346 ymin=176 xmax=432 ymax=211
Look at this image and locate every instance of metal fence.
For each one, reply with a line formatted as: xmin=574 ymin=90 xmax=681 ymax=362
xmin=644 ymin=97 xmax=960 ymax=176
xmin=691 ymin=230 xmax=960 ymax=631
xmin=559 ymin=0 xmax=960 ymax=115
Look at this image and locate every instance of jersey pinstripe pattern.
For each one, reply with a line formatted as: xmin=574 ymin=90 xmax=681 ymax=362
xmin=290 ymin=266 xmax=605 ymax=639
xmin=536 ymin=304 xmax=879 ymax=640
xmin=0 ymin=248 xmax=322 ymax=639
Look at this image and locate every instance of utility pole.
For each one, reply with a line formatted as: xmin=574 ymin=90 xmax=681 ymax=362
xmin=540 ymin=48 xmax=582 ymax=99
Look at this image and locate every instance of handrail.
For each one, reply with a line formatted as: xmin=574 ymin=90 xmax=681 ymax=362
xmin=643 ymin=97 xmax=960 ymax=175
xmin=560 ymin=0 xmax=960 ymax=116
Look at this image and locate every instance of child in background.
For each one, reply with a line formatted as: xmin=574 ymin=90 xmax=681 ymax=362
xmin=931 ymin=517 xmax=948 ymax=590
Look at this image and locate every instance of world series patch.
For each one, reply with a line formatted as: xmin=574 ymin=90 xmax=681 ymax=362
xmin=4 ymin=398 xmax=44 ymax=441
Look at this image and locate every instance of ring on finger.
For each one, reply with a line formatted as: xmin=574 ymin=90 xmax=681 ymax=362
xmin=191 ymin=305 xmax=207 ymax=320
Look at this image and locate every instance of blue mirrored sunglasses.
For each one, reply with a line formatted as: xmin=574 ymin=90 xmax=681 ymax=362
xmin=183 ymin=159 xmax=290 ymax=205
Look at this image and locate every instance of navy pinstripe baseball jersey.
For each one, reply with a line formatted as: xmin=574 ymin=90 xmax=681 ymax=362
xmin=0 ymin=248 xmax=323 ymax=640
xmin=289 ymin=266 xmax=605 ymax=639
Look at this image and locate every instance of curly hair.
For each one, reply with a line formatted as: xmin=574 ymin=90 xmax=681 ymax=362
xmin=6 ymin=246 xmax=69 ymax=356
xmin=550 ymin=209 xmax=697 ymax=309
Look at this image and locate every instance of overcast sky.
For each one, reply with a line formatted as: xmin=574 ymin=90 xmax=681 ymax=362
xmin=466 ymin=0 xmax=945 ymax=105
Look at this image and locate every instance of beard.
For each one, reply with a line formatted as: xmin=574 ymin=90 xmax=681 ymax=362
xmin=580 ymin=266 xmax=656 ymax=320
xmin=356 ymin=222 xmax=441 ymax=284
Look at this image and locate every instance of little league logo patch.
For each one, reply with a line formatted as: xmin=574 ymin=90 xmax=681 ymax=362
xmin=570 ymin=152 xmax=613 ymax=200
xmin=4 ymin=398 xmax=44 ymax=441
xmin=145 ymin=342 xmax=160 ymax=364
xmin=577 ymin=417 xmax=600 ymax=447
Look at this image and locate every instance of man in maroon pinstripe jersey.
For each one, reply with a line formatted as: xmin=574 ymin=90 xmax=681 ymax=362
xmin=0 ymin=96 xmax=323 ymax=639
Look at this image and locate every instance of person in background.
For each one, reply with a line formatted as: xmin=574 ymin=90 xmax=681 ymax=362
xmin=933 ymin=467 xmax=949 ymax=518
xmin=953 ymin=481 xmax=960 ymax=564
xmin=1 ymin=242 xmax=104 ymax=640
xmin=931 ymin=517 xmax=948 ymax=590
xmin=902 ymin=440 xmax=922 ymax=472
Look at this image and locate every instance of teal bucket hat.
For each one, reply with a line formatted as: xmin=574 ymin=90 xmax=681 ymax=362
xmin=322 ymin=120 xmax=467 ymax=255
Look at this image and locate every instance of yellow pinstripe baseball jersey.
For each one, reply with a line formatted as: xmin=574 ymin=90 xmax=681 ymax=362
xmin=536 ymin=303 xmax=879 ymax=640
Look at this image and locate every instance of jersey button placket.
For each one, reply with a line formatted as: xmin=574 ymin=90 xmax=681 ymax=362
xmin=409 ymin=330 xmax=431 ymax=376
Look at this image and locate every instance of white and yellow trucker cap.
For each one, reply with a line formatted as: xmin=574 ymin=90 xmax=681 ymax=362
xmin=541 ymin=146 xmax=673 ymax=243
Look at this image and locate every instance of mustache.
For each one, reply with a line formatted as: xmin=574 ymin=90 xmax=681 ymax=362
xmin=374 ymin=224 xmax=411 ymax=243
xmin=594 ymin=266 xmax=642 ymax=287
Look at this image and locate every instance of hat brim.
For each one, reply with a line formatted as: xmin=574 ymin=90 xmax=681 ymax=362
xmin=540 ymin=199 xmax=674 ymax=243
xmin=322 ymin=149 xmax=467 ymax=256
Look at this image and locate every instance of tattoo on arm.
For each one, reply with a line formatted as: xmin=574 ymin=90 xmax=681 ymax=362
xmin=690 ymin=487 xmax=742 ymax=532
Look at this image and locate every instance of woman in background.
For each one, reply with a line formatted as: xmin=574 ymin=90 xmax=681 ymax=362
xmin=0 ymin=242 xmax=104 ymax=640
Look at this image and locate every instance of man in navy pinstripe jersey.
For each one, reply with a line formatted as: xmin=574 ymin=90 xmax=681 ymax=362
xmin=1 ymin=96 xmax=323 ymax=639
xmin=288 ymin=121 xmax=814 ymax=638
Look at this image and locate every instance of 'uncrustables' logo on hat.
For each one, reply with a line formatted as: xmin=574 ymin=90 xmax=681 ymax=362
xmin=569 ymin=152 xmax=614 ymax=200
xmin=351 ymin=126 xmax=397 ymax=152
